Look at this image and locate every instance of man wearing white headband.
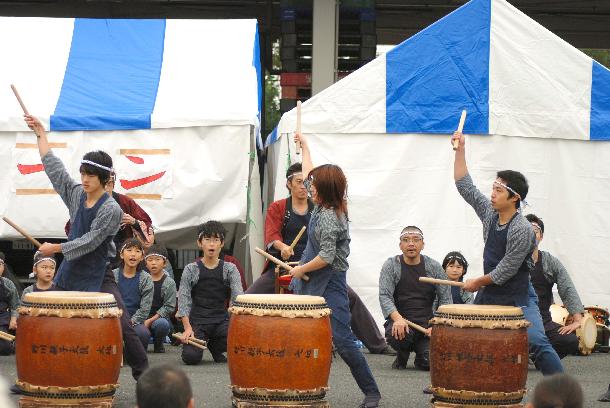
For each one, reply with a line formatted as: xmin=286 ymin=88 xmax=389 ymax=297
xmin=452 ymin=130 xmax=563 ymax=375
xmin=378 ymin=226 xmax=451 ymax=371
xmin=24 ymin=115 xmax=149 ymax=380
xmin=525 ymin=214 xmax=584 ymax=359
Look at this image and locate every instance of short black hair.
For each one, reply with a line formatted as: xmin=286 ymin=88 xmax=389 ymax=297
xmin=525 ymin=213 xmax=545 ymax=234
xmin=0 ymin=251 xmax=5 ymax=262
xmin=197 ymin=220 xmax=226 ymax=242
xmin=136 ymin=364 xmax=192 ymax=408
xmin=146 ymin=243 xmax=168 ymax=259
xmin=442 ymin=251 xmax=469 ymax=277
xmin=120 ymin=238 xmax=144 ymax=254
xmin=80 ymin=150 xmax=113 ymax=186
xmin=531 ymin=374 xmax=583 ymax=408
xmin=496 ymin=170 xmax=528 ymax=209
xmin=286 ymin=162 xmax=303 ymax=179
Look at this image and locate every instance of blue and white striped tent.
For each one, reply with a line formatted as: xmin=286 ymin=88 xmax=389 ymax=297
xmin=0 ymin=18 xmax=264 ymax=273
xmin=267 ymin=0 xmax=610 ymax=321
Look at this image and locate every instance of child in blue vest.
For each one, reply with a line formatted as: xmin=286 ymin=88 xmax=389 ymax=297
xmin=0 ymin=252 xmax=18 ymax=355
xmin=142 ymin=244 xmax=176 ymax=353
xmin=22 ymin=251 xmax=57 ymax=297
xmin=177 ymin=221 xmax=243 ymax=364
xmin=113 ymin=238 xmax=153 ymax=351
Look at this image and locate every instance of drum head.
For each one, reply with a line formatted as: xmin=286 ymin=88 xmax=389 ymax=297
xmin=436 ymin=304 xmax=523 ymax=317
xmin=235 ymin=294 xmax=326 ymax=305
xmin=550 ymin=304 xmax=569 ymax=326
xmin=578 ymin=314 xmax=598 ymax=352
xmin=22 ymin=291 xmax=116 ymax=305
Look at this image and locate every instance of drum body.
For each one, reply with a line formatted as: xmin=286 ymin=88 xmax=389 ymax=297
xmin=228 ymin=294 xmax=332 ymax=407
xmin=16 ymin=291 xmax=123 ymax=407
xmin=550 ymin=304 xmax=597 ymax=355
xmin=430 ymin=304 xmax=530 ymax=408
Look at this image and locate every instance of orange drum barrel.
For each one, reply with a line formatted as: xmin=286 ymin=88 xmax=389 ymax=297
xmin=228 ymin=294 xmax=332 ymax=407
xmin=16 ymin=292 xmax=123 ymax=407
xmin=430 ymin=304 xmax=530 ymax=408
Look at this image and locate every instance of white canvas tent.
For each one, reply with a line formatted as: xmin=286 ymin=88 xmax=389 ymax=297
xmin=0 ymin=17 xmax=264 ymax=277
xmin=266 ymin=0 xmax=610 ymax=324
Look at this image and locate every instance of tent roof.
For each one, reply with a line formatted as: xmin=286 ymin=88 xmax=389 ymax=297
xmin=0 ymin=17 xmax=261 ymax=133
xmin=271 ymin=0 xmax=610 ymax=145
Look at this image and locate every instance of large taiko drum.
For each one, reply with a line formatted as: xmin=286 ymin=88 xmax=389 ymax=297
xmin=550 ymin=304 xmax=597 ymax=355
xmin=16 ymin=292 xmax=123 ymax=407
xmin=430 ymin=304 xmax=530 ymax=408
xmin=227 ymin=294 xmax=332 ymax=408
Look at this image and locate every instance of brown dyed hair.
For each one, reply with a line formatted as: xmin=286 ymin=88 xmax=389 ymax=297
xmin=309 ymin=164 xmax=348 ymax=217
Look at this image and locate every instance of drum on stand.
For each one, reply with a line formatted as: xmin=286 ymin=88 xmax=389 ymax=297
xmin=429 ymin=304 xmax=530 ymax=408
xmin=16 ymin=291 xmax=123 ymax=407
xmin=228 ymin=294 xmax=332 ymax=408
xmin=550 ymin=304 xmax=597 ymax=355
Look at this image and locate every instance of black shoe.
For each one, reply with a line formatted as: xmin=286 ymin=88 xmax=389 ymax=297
xmin=391 ymin=350 xmax=409 ymax=369
xmin=359 ymin=393 xmax=381 ymax=408
xmin=153 ymin=339 xmax=165 ymax=353
xmin=212 ymin=353 xmax=227 ymax=363
xmin=599 ymin=385 xmax=610 ymax=402
xmin=9 ymin=384 xmax=22 ymax=395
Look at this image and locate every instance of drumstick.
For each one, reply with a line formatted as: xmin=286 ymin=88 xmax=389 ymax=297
xmin=11 ymin=84 xmax=29 ymax=115
xmin=171 ymin=334 xmax=207 ymax=350
xmin=452 ymin=110 xmax=467 ymax=151
xmin=405 ymin=319 xmax=428 ymax=335
xmin=295 ymin=100 xmax=302 ymax=155
xmin=419 ymin=276 xmax=464 ymax=287
xmin=2 ymin=217 xmax=42 ymax=248
xmin=0 ymin=330 xmax=15 ymax=342
xmin=255 ymin=247 xmax=309 ymax=281
xmin=289 ymin=226 xmax=306 ymax=250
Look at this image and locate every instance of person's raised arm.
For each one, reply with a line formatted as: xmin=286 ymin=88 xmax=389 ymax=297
xmin=452 ymin=131 xmax=467 ymax=181
xmin=24 ymin=115 xmax=50 ymax=158
xmin=294 ymin=132 xmax=313 ymax=179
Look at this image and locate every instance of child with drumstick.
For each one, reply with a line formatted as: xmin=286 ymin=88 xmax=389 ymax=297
xmin=291 ymin=133 xmax=381 ymax=408
xmin=21 ymin=251 xmax=57 ymax=296
xmin=0 ymin=252 xmax=18 ymax=355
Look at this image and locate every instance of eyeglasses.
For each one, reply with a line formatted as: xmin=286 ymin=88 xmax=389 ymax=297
xmin=202 ymin=237 xmax=222 ymax=244
xmin=401 ymin=237 xmax=422 ymax=244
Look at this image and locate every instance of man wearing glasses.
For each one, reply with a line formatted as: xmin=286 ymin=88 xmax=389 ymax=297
xmin=451 ymin=131 xmax=563 ymax=375
xmin=378 ymin=226 xmax=451 ymax=370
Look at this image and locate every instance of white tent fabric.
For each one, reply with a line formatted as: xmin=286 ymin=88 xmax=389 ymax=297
xmin=0 ymin=17 xmax=264 ymax=277
xmin=267 ymin=0 xmax=610 ymax=325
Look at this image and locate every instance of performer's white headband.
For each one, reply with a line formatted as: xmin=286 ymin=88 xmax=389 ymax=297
xmin=81 ymin=159 xmax=114 ymax=173
xmin=400 ymin=230 xmax=424 ymax=240
xmin=144 ymin=253 xmax=167 ymax=262
xmin=120 ymin=242 xmax=144 ymax=253
xmin=287 ymin=172 xmax=303 ymax=180
xmin=530 ymin=222 xmax=542 ymax=233
xmin=493 ymin=180 xmax=529 ymax=207
xmin=34 ymin=257 xmax=56 ymax=267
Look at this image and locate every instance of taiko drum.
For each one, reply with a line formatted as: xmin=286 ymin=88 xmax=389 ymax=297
xmin=16 ymin=291 xmax=123 ymax=407
xmin=430 ymin=304 xmax=530 ymax=408
xmin=228 ymin=294 xmax=332 ymax=407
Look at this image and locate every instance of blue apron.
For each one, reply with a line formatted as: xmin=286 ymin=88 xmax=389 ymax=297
xmin=54 ymin=193 xmax=113 ymax=292
xmin=475 ymin=213 xmax=530 ymax=306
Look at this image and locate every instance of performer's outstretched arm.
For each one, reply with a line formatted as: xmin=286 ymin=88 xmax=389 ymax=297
xmin=452 ymin=131 xmax=467 ymax=181
xmin=24 ymin=115 xmax=50 ymax=158
xmin=294 ymin=132 xmax=313 ymax=179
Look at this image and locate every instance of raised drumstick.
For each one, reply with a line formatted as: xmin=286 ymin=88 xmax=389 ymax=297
xmin=295 ymin=100 xmax=302 ymax=155
xmin=289 ymin=226 xmax=306 ymax=250
xmin=0 ymin=330 xmax=15 ymax=342
xmin=2 ymin=217 xmax=42 ymax=248
xmin=172 ymin=333 xmax=207 ymax=350
xmin=255 ymin=247 xmax=309 ymax=281
xmin=452 ymin=110 xmax=467 ymax=151
xmin=419 ymin=276 xmax=464 ymax=288
xmin=11 ymin=84 xmax=29 ymax=115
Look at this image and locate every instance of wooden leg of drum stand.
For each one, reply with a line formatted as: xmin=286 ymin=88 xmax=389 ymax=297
xmin=232 ymin=397 xmax=330 ymax=408
xmin=19 ymin=396 xmax=114 ymax=407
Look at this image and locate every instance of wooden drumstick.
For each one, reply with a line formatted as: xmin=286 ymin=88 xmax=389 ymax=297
xmin=295 ymin=100 xmax=302 ymax=155
xmin=172 ymin=333 xmax=207 ymax=350
xmin=452 ymin=110 xmax=467 ymax=151
xmin=0 ymin=330 xmax=15 ymax=342
xmin=255 ymin=247 xmax=309 ymax=281
xmin=289 ymin=226 xmax=306 ymax=250
xmin=419 ymin=276 xmax=464 ymax=287
xmin=2 ymin=217 xmax=42 ymax=248
xmin=11 ymin=84 xmax=29 ymax=115
xmin=405 ymin=319 xmax=428 ymax=335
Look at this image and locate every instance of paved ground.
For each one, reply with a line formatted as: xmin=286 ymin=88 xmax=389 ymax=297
xmin=1 ymin=347 xmax=609 ymax=407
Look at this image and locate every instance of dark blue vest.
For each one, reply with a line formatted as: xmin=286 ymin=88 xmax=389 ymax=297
xmin=476 ymin=213 xmax=530 ymax=306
